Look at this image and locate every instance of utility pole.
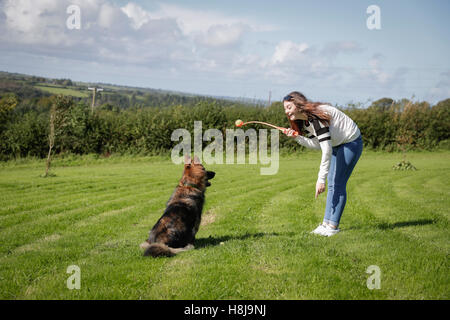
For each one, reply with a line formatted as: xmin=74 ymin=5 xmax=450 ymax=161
xmin=88 ymin=87 xmax=103 ymax=113
xmin=267 ymin=90 xmax=272 ymax=107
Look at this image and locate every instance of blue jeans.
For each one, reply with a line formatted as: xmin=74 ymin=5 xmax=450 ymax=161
xmin=323 ymin=135 xmax=363 ymax=227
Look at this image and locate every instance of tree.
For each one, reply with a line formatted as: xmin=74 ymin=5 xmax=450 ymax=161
xmin=393 ymin=99 xmax=417 ymax=170
xmin=44 ymin=95 xmax=73 ymax=177
xmin=370 ymin=97 xmax=394 ymax=111
xmin=430 ymin=99 xmax=450 ymax=145
xmin=0 ymin=94 xmax=18 ymax=125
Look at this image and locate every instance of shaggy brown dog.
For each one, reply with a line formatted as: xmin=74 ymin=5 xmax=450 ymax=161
xmin=140 ymin=155 xmax=215 ymax=257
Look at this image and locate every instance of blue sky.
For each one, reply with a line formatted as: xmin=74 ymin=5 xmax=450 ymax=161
xmin=0 ymin=0 xmax=449 ymax=105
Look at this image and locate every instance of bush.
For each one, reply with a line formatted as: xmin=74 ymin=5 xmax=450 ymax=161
xmin=0 ymin=95 xmax=449 ymax=160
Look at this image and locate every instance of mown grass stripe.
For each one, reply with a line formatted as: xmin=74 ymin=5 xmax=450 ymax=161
xmin=0 ymin=174 xmax=176 ymax=212
xmin=0 ymin=190 xmax=170 ymax=254
xmin=0 ymin=177 xmax=174 ymax=221
xmin=0 ymin=183 xmax=165 ymax=229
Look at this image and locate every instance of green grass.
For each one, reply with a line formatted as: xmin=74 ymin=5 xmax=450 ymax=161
xmin=0 ymin=151 xmax=449 ymax=299
xmin=34 ymin=85 xmax=89 ymax=98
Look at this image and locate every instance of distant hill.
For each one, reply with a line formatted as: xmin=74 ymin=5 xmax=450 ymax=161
xmin=0 ymin=71 xmax=266 ymax=109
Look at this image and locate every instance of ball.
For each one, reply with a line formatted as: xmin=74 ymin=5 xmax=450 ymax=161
xmin=235 ymin=119 xmax=244 ymax=127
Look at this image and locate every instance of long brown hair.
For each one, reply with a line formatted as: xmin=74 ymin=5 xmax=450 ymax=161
xmin=284 ymin=91 xmax=331 ymax=135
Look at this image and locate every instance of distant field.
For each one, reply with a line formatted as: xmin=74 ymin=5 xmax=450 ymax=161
xmin=34 ymin=84 xmax=143 ymax=101
xmin=34 ymin=85 xmax=89 ymax=98
xmin=0 ymin=151 xmax=448 ymax=299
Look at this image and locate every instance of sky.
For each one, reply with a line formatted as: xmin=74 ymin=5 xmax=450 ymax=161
xmin=0 ymin=0 xmax=449 ymax=105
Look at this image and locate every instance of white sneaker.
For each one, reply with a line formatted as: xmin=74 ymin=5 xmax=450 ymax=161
xmin=310 ymin=223 xmax=327 ymax=235
xmin=321 ymin=224 xmax=340 ymax=237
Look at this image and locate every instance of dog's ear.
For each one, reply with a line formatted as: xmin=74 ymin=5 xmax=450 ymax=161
xmin=184 ymin=154 xmax=191 ymax=165
xmin=193 ymin=155 xmax=201 ymax=164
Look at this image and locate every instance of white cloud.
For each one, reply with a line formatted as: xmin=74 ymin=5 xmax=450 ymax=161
xmin=271 ymin=40 xmax=309 ymax=65
xmin=322 ymin=41 xmax=364 ymax=54
xmin=3 ymin=0 xmax=59 ymax=33
xmin=153 ymin=3 xmax=274 ymax=36
xmin=120 ymin=2 xmax=151 ymax=29
xmin=2 ymin=0 xmax=65 ymax=44
xmin=366 ymin=53 xmax=396 ymax=85
xmin=98 ymin=3 xmax=126 ymax=29
xmin=200 ymin=23 xmax=246 ymax=48
xmin=0 ymin=0 xmax=187 ymax=64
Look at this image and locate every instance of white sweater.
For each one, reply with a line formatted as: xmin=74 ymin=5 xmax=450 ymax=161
xmin=294 ymin=105 xmax=361 ymax=184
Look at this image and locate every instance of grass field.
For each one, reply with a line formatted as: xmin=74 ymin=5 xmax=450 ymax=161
xmin=0 ymin=151 xmax=449 ymax=299
xmin=34 ymin=84 xmax=89 ymax=98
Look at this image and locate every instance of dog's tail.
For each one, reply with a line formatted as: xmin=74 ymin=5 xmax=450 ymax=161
xmin=140 ymin=241 xmax=193 ymax=258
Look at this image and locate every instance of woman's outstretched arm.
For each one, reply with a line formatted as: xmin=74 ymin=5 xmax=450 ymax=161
xmin=294 ymin=134 xmax=321 ymax=150
xmin=311 ymin=119 xmax=332 ymax=185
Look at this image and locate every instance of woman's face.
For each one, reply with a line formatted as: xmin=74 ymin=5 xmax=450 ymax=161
xmin=284 ymin=101 xmax=307 ymax=120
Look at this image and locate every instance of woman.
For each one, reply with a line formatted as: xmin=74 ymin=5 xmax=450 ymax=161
xmin=283 ymin=91 xmax=363 ymax=237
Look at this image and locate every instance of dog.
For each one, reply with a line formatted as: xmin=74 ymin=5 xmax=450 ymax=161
xmin=140 ymin=155 xmax=215 ymax=257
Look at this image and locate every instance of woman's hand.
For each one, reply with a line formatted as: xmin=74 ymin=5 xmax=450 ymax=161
xmin=284 ymin=128 xmax=298 ymax=137
xmin=315 ymin=182 xmax=326 ymax=198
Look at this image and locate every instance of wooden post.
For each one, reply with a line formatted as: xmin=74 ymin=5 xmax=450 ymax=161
xmin=88 ymin=87 xmax=103 ymax=113
xmin=44 ymin=111 xmax=55 ymax=177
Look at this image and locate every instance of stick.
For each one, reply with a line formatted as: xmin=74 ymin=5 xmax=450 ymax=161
xmin=235 ymin=120 xmax=299 ymax=136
